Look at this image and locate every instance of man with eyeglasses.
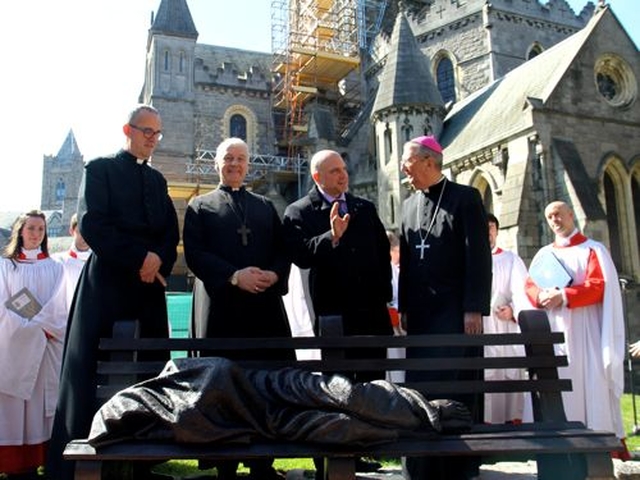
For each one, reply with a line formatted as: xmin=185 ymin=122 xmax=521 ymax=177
xmin=47 ymin=104 xmax=179 ymax=480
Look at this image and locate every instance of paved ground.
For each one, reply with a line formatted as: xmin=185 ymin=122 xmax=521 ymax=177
xmin=179 ymin=458 xmax=640 ymax=479
xmin=281 ymin=459 xmax=640 ymax=479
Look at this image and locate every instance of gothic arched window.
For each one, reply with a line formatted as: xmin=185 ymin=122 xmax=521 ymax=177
xmin=527 ymin=44 xmax=543 ymax=60
xmin=436 ymin=57 xmax=456 ymax=104
xmin=55 ymin=179 xmax=66 ymax=202
xmin=230 ymin=114 xmax=247 ymax=140
xmin=603 ymin=170 xmax=623 ymax=270
xmin=384 ymin=123 xmax=393 ymax=157
xmin=632 ymin=172 xmax=640 ymax=258
xmin=402 ymin=117 xmax=413 ymax=143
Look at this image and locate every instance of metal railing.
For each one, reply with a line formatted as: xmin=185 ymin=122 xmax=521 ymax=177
xmin=185 ymin=151 xmax=309 ymax=182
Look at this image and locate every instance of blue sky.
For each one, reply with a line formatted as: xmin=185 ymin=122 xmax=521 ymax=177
xmin=0 ymin=0 xmax=637 ymax=212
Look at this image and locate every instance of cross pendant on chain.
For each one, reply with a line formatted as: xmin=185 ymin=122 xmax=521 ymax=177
xmin=237 ymin=224 xmax=251 ymax=246
xmin=415 ymin=238 xmax=430 ymax=260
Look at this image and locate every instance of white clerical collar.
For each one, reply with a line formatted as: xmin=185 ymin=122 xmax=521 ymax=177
xmin=70 ymin=245 xmax=92 ymax=261
xmin=19 ymin=247 xmax=46 ymax=261
xmin=136 ymin=158 xmax=147 ymax=165
xmin=423 ymin=175 xmax=446 ymax=194
xmin=555 ymin=228 xmax=580 ymax=247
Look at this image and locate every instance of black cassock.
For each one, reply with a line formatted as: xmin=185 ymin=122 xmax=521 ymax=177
xmin=399 ymin=178 xmax=491 ymax=480
xmin=47 ymin=150 xmax=180 ymax=480
xmin=183 ymin=186 xmax=292 ymax=360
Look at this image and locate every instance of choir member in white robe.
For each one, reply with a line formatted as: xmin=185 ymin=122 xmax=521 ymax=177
xmin=51 ymin=214 xmax=91 ymax=309
xmin=483 ymin=213 xmax=529 ymax=424
xmin=525 ymin=201 xmax=628 ymax=458
xmin=0 ymin=211 xmax=67 ymax=478
xmin=281 ymin=265 xmax=321 ymax=360
xmin=386 ymin=230 xmax=405 ymax=383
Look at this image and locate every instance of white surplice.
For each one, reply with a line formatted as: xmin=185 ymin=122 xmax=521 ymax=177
xmin=483 ymin=248 xmax=529 ymax=423
xmin=282 ymin=264 xmax=320 ymax=360
xmin=0 ymin=256 xmax=67 ymax=446
xmin=52 ymin=245 xmax=91 ymax=309
xmin=527 ymin=233 xmax=625 ymax=438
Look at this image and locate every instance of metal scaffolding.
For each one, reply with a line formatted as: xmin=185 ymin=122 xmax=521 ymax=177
xmin=271 ymin=0 xmax=362 ymax=157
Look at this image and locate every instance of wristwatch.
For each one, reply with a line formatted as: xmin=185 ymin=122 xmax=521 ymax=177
xmin=230 ymin=271 xmax=239 ymax=286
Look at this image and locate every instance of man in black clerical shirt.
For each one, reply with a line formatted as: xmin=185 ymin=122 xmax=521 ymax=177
xmin=399 ymin=135 xmax=491 ymax=480
xmin=183 ymin=137 xmax=291 ymax=480
xmin=47 ymin=104 xmax=180 ymax=480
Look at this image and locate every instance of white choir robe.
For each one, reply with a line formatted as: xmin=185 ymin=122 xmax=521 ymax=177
xmin=526 ymin=232 xmax=625 ymax=438
xmin=282 ymin=265 xmax=320 ymax=360
xmin=52 ymin=246 xmax=91 ymax=309
xmin=0 ymin=256 xmax=68 ymax=447
xmin=483 ymin=248 xmax=529 ymax=424
xmin=387 ymin=261 xmax=405 ymax=383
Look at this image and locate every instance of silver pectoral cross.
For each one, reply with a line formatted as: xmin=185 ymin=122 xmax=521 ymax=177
xmin=415 ymin=239 xmax=430 ymax=260
xmin=237 ymin=224 xmax=251 ymax=246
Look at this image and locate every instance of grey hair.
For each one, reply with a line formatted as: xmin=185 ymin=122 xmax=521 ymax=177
xmin=410 ymin=142 xmax=443 ymax=168
xmin=215 ymin=137 xmax=249 ymax=162
xmin=127 ymin=104 xmax=160 ymax=124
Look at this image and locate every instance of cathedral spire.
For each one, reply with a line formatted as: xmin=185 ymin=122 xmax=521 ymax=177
xmin=56 ymin=129 xmax=80 ymax=159
xmin=372 ymin=9 xmax=443 ymax=114
xmin=150 ymin=0 xmax=198 ymax=39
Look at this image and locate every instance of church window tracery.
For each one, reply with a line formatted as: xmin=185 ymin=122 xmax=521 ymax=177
xmin=230 ymin=114 xmax=247 ymax=140
xmin=594 ymin=54 xmax=637 ymax=108
xmin=55 ymin=179 xmax=66 ymax=202
xmin=436 ymin=56 xmax=456 ymax=104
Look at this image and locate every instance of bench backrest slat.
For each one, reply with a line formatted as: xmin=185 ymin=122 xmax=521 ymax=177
xmin=97 ymin=355 xmax=567 ymax=375
xmin=98 ymin=331 xmax=566 ymax=351
xmin=95 ymin=310 xmax=571 ymax=424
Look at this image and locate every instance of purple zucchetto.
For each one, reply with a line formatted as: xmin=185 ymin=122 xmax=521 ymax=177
xmin=410 ymin=135 xmax=443 ymax=154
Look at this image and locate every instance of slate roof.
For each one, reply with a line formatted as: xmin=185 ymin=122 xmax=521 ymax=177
xmin=372 ymin=10 xmax=443 ymax=114
xmin=56 ymin=130 xmax=80 ymax=158
xmin=440 ymin=7 xmax=602 ymax=159
xmin=151 ymin=0 xmax=198 ymax=39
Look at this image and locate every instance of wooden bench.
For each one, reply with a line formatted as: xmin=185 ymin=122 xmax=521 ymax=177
xmin=63 ymin=310 xmax=622 ymax=479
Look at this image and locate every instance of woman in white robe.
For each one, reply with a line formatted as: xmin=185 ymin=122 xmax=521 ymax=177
xmin=0 ymin=211 xmax=67 ymax=478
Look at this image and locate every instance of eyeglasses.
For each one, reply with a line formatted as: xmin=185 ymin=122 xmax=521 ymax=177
xmin=129 ymin=124 xmax=163 ymax=141
xmin=401 ymin=154 xmax=429 ymax=165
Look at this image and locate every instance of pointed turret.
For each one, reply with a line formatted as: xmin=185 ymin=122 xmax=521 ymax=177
xmin=372 ymin=10 xmax=443 ymax=115
xmin=56 ymin=129 xmax=80 ymax=159
xmin=372 ymin=9 xmax=446 ymax=230
xmin=150 ymin=0 xmax=198 ymax=39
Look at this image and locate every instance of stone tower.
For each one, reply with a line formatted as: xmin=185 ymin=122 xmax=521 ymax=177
xmin=40 ymin=129 xmax=84 ymax=235
xmin=371 ymin=10 xmax=445 ymax=230
xmin=141 ymin=0 xmax=198 ymax=184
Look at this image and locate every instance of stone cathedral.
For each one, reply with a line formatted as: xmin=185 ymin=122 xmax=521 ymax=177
xmin=40 ymin=0 xmax=640 ymax=311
